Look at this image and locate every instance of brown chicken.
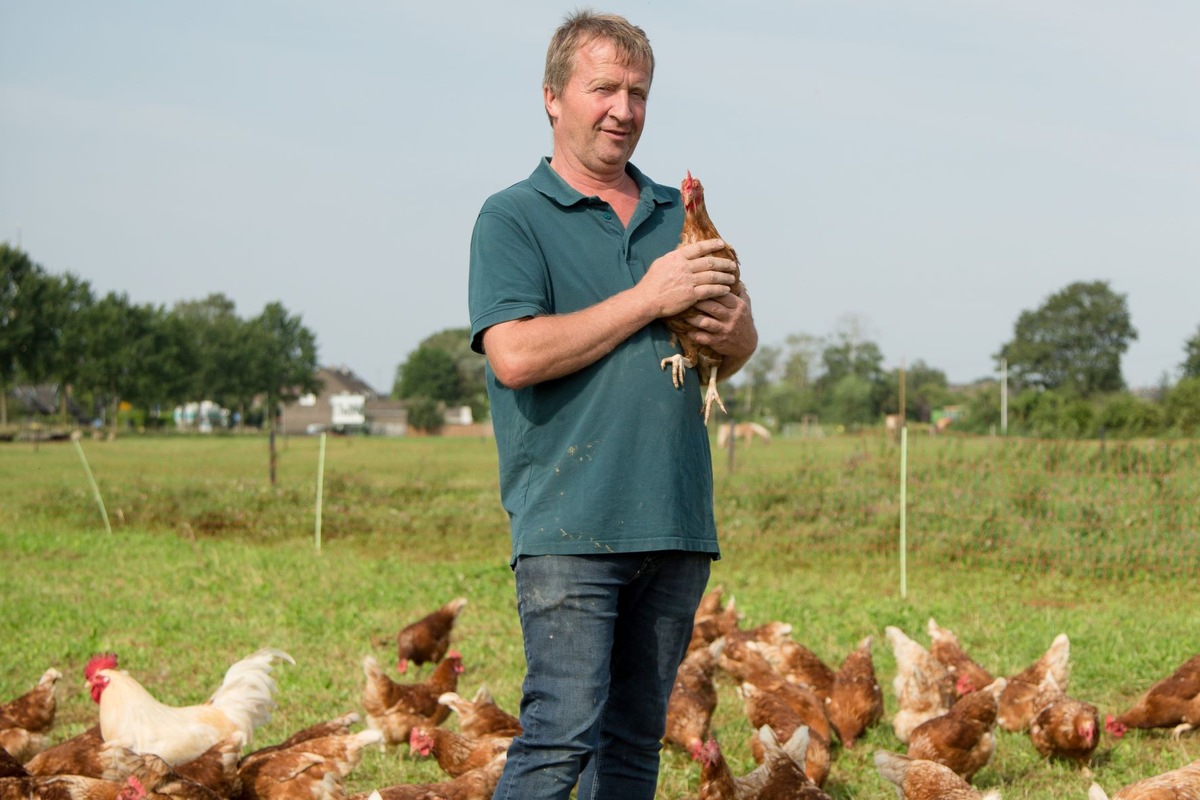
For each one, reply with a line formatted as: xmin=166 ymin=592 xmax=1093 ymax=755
xmin=828 ymin=635 xmax=885 ymax=749
xmin=885 ymin=626 xmax=957 ymax=744
xmin=695 ymin=584 xmax=727 ymax=620
xmin=437 ymin=687 xmax=521 ymax=740
xmin=697 ymin=726 xmax=828 ymax=800
xmin=906 ymin=677 xmax=1007 ymax=783
xmin=1028 ymin=672 xmax=1099 ymax=766
xmin=0 ymin=773 xmax=130 ymax=800
xmin=1106 ymin=654 xmax=1200 ymax=740
xmin=996 ymin=633 xmax=1070 ymax=732
xmin=874 ymin=750 xmax=1002 ymax=800
xmin=0 ymin=728 xmax=48 ymax=764
xmin=661 ymin=171 xmax=744 ymax=423
xmin=361 ymin=654 xmax=462 ymax=746
xmin=927 ymin=619 xmax=996 ymax=698
xmin=25 ymin=726 xmax=107 ymax=778
xmin=1088 ymin=758 xmax=1200 ymax=800
xmin=720 ymin=637 xmax=833 ymax=746
xmin=395 ymin=598 xmax=468 ymax=674
xmin=0 ymin=748 xmax=26 ymax=779
xmin=756 ymin=641 xmax=837 ymax=703
xmin=664 ymin=640 xmax=721 ymax=759
xmin=689 ymin=596 xmax=744 ymax=653
xmin=0 ymin=667 xmax=61 ymax=737
xmin=112 ymin=756 xmax=222 ymax=800
xmin=237 ymin=729 xmax=381 ymax=800
xmin=350 ymin=752 xmax=506 ymax=800
xmin=737 ymin=682 xmax=831 ymax=787
xmin=162 ymin=737 xmax=243 ymax=798
xmin=85 ymin=649 xmax=294 ymax=767
xmin=239 ymin=712 xmax=361 ymax=768
xmin=408 ymin=726 xmax=510 ymax=778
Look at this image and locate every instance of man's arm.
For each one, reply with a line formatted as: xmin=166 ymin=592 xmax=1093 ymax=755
xmin=482 ymin=238 xmax=738 ymax=389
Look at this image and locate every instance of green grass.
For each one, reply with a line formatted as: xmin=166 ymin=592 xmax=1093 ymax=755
xmin=1 ymin=433 xmax=1198 ymax=799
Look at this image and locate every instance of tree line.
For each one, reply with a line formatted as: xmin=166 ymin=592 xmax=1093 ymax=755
xmin=8 ymin=239 xmax=1198 ymax=440
xmin=1 ymin=244 xmax=320 ymax=433
xmin=398 ymin=281 xmax=1200 ymax=439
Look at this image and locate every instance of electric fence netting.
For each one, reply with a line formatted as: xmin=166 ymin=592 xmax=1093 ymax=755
xmin=713 ymin=433 xmax=1200 ymax=580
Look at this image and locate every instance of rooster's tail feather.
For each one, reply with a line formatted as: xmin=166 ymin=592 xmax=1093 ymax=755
xmin=207 ymin=648 xmax=294 ymax=741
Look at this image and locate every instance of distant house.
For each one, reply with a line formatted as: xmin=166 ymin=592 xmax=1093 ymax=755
xmin=279 ymin=366 xmax=408 ymax=436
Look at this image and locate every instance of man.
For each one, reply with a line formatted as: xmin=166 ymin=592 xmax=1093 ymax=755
xmin=468 ymin=10 xmax=756 ymax=799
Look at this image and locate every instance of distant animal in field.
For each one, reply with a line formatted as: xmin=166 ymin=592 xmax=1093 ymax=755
xmin=717 ymin=422 xmax=772 ymax=448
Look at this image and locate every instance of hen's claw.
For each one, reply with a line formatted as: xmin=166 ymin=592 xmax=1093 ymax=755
xmin=661 ymin=354 xmax=694 ymax=389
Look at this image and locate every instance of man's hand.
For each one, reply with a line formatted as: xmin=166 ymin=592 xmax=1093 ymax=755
xmin=684 ymin=284 xmax=758 ymax=378
xmin=640 ymin=238 xmax=739 ymax=319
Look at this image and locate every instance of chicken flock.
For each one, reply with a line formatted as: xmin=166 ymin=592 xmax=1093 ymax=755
xmin=2 ymin=591 xmax=1198 ymax=800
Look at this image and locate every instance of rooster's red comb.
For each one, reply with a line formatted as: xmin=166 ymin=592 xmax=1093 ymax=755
xmin=85 ymin=652 xmax=119 ymax=680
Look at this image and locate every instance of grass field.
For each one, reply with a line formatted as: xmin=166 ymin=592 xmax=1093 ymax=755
xmin=1 ymin=432 xmax=1197 ymax=799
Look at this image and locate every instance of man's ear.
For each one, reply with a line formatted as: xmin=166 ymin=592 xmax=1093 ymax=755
xmin=543 ymin=85 xmax=559 ymax=125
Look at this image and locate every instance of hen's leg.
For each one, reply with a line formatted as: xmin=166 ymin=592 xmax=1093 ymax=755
xmin=660 ymin=354 xmax=695 ymax=389
xmin=701 ymin=368 xmax=726 ymax=423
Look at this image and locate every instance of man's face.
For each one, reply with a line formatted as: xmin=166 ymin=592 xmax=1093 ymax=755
xmin=545 ymin=38 xmax=650 ymax=178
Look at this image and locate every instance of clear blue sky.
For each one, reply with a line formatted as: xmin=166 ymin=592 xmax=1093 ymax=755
xmin=2 ymin=1 xmax=1197 ymax=393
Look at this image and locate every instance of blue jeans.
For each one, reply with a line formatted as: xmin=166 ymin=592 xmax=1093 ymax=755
xmin=491 ymin=551 xmax=711 ymax=800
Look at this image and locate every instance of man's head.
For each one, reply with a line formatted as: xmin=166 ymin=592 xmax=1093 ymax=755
xmin=543 ymin=10 xmax=654 ymax=121
xmin=542 ymin=11 xmax=654 ymax=179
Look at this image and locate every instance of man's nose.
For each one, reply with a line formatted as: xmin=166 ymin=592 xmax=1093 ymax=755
xmin=609 ymin=91 xmax=634 ymax=121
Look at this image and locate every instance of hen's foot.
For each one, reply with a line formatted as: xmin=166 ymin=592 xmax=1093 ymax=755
xmin=660 ymin=354 xmax=694 ymax=389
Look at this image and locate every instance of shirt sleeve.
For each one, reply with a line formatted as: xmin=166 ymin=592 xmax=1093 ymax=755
xmin=468 ymin=204 xmax=550 ymax=355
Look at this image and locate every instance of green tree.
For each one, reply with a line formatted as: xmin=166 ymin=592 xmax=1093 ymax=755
xmin=393 ymin=327 xmax=488 ymax=419
xmin=815 ymin=317 xmax=886 ymax=424
xmin=739 ymin=343 xmax=778 ymax=422
xmin=76 ymin=292 xmax=149 ymax=434
xmin=1182 ymin=325 xmax=1200 ymax=379
xmin=124 ymin=306 xmax=199 ymax=426
xmin=173 ymin=293 xmax=245 ymax=407
xmin=882 ymin=359 xmax=952 ymax=422
xmin=250 ymin=302 xmax=321 ymax=430
xmin=1163 ymin=377 xmax=1200 ymax=436
xmin=396 ymin=345 xmax=462 ymax=404
xmin=40 ymin=272 xmax=95 ymax=423
xmin=997 ymin=280 xmax=1138 ymax=397
xmin=0 ymin=244 xmax=39 ymax=425
xmin=826 ymin=374 xmax=876 ymax=426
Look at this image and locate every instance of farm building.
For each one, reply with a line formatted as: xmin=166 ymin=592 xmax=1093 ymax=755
xmin=279 ymin=365 xmax=409 ymax=437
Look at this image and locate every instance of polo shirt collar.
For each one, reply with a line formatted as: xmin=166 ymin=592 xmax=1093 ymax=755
xmin=529 ymin=157 xmax=675 ymax=209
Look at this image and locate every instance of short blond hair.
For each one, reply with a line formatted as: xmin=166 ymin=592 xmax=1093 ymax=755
xmin=543 ymin=9 xmax=655 ymax=99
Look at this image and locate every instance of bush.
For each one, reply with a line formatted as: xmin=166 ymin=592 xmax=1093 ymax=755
xmin=1163 ymin=377 xmax=1200 ymax=436
xmin=406 ymin=396 xmax=444 ymax=434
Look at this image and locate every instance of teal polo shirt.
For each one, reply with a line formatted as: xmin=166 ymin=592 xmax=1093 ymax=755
xmin=469 ymin=159 xmax=720 ymax=565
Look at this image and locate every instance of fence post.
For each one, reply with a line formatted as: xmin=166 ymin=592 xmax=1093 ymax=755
xmin=900 ymin=425 xmax=908 ymax=599
xmin=314 ymin=432 xmax=327 ymax=551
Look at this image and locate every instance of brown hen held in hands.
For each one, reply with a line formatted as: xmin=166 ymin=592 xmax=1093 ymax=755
xmin=662 ymin=171 xmax=743 ymax=423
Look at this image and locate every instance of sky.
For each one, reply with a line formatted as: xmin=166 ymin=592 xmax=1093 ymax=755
xmin=2 ymin=1 xmax=1197 ymax=394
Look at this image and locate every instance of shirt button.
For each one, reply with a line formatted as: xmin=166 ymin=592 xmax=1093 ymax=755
xmin=603 ymin=212 xmax=612 ymax=220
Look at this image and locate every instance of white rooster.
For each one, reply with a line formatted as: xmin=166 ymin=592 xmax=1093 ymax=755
xmin=85 ymin=648 xmax=294 ymax=765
